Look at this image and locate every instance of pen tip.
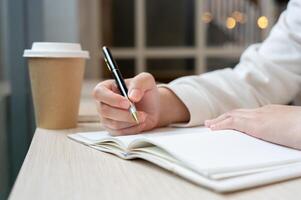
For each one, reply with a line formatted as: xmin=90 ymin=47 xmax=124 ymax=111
xmin=132 ymin=112 xmax=139 ymax=124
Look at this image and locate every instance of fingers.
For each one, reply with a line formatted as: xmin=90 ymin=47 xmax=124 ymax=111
xmin=209 ymin=114 xmax=257 ymax=137
xmin=204 ymin=113 xmax=229 ymax=127
xmin=93 ymin=80 xmax=130 ymax=109
xmin=206 ymin=109 xmax=258 ymax=134
xmin=127 ymin=72 xmax=156 ymax=102
xmin=93 ymin=72 xmax=156 ymax=108
xmin=92 ymin=73 xmax=156 ymax=136
xmin=205 ymin=109 xmax=248 ymax=128
xmin=96 ymin=100 xmax=148 ymax=135
xmin=101 ymin=118 xmax=137 ymax=130
xmin=98 ymin=102 xmax=146 ymax=123
xmin=210 ymin=116 xmax=242 ymax=131
xmin=106 ymin=122 xmax=147 ymax=136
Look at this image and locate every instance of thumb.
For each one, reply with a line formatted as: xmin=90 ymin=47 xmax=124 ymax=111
xmin=128 ymin=72 xmax=155 ymax=102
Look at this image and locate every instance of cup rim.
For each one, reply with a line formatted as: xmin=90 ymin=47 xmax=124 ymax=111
xmin=23 ymin=42 xmax=90 ymax=59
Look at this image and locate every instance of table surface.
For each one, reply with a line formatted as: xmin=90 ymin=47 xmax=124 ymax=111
xmin=9 ymin=81 xmax=301 ymax=200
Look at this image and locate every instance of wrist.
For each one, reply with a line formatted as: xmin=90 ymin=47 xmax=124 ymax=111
xmin=157 ymin=86 xmax=190 ymax=127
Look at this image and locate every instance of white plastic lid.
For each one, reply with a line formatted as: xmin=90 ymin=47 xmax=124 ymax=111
xmin=23 ymin=42 xmax=90 ymax=58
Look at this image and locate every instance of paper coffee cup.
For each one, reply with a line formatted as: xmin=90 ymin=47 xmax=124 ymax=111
xmin=24 ymin=42 xmax=89 ymax=129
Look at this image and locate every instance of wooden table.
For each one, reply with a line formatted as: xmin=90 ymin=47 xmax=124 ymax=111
xmin=9 ymin=81 xmax=301 ymax=200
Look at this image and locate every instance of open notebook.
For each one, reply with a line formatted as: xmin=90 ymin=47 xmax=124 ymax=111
xmin=68 ymin=127 xmax=301 ymax=192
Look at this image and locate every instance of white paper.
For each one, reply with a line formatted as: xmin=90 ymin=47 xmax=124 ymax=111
xmin=69 ymin=127 xmax=301 ymax=181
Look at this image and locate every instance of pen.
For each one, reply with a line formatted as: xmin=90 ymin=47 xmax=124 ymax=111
xmin=102 ymin=46 xmax=139 ymax=124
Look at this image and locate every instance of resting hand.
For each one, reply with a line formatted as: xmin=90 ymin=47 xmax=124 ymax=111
xmin=205 ymin=105 xmax=301 ymax=150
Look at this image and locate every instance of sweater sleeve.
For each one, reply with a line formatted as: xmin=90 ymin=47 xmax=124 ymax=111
xmin=162 ymin=0 xmax=301 ymax=127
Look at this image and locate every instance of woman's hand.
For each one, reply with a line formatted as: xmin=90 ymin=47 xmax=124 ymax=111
xmin=93 ymin=72 xmax=160 ymax=135
xmin=205 ymin=105 xmax=301 ymax=150
xmin=93 ymin=72 xmax=189 ymax=135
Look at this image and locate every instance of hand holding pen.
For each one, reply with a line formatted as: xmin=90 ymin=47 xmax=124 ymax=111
xmin=102 ymin=46 xmax=140 ymax=123
xmin=92 ymin=46 xmax=161 ymax=135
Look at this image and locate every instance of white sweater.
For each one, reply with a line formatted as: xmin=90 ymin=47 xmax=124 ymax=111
xmin=165 ymin=0 xmax=301 ymax=127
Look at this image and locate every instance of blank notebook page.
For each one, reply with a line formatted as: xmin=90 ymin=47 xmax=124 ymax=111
xmin=142 ymin=129 xmax=301 ymax=176
xmin=74 ymin=127 xmax=301 ymax=176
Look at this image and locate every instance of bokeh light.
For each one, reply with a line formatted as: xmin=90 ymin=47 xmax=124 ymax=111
xmin=202 ymin=12 xmax=213 ymax=23
xmin=226 ymin=17 xmax=236 ymax=29
xmin=232 ymin=11 xmax=247 ymax=24
xmin=257 ymin=16 xmax=268 ymax=29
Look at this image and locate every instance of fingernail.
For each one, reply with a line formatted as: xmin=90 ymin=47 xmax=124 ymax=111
xmin=129 ymin=89 xmax=140 ymax=101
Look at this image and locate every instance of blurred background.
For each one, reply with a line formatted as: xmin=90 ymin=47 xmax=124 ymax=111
xmin=0 ymin=0 xmax=289 ymax=199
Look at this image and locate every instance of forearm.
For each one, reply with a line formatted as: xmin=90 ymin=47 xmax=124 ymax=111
xmin=157 ymin=87 xmax=190 ymax=127
xmin=158 ymin=1 xmax=301 ymax=127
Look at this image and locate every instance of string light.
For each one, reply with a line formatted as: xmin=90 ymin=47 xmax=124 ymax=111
xmin=202 ymin=12 xmax=213 ymax=23
xmin=257 ymin=16 xmax=268 ymax=29
xmin=232 ymin=11 xmax=247 ymax=24
xmin=226 ymin=17 xmax=236 ymax=29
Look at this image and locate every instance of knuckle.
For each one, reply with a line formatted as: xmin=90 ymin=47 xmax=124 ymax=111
xmin=140 ymin=72 xmax=151 ymax=77
xmin=92 ymin=86 xmax=102 ymax=99
xmin=92 ymin=80 xmax=114 ymax=98
xmin=102 ymin=79 xmax=114 ymax=86
xmin=140 ymin=72 xmax=154 ymax=81
xmin=225 ymin=109 xmax=240 ymax=117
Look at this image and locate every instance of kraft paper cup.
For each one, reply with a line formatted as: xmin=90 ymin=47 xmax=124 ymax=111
xmin=23 ymin=42 xmax=90 ymax=129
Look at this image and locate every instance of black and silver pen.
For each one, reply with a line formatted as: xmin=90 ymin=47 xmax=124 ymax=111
xmin=102 ymin=46 xmax=139 ymax=124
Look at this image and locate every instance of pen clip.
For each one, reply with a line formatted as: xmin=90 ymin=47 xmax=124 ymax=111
xmin=102 ymin=46 xmax=116 ymax=71
xmin=104 ymin=57 xmax=112 ymax=71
